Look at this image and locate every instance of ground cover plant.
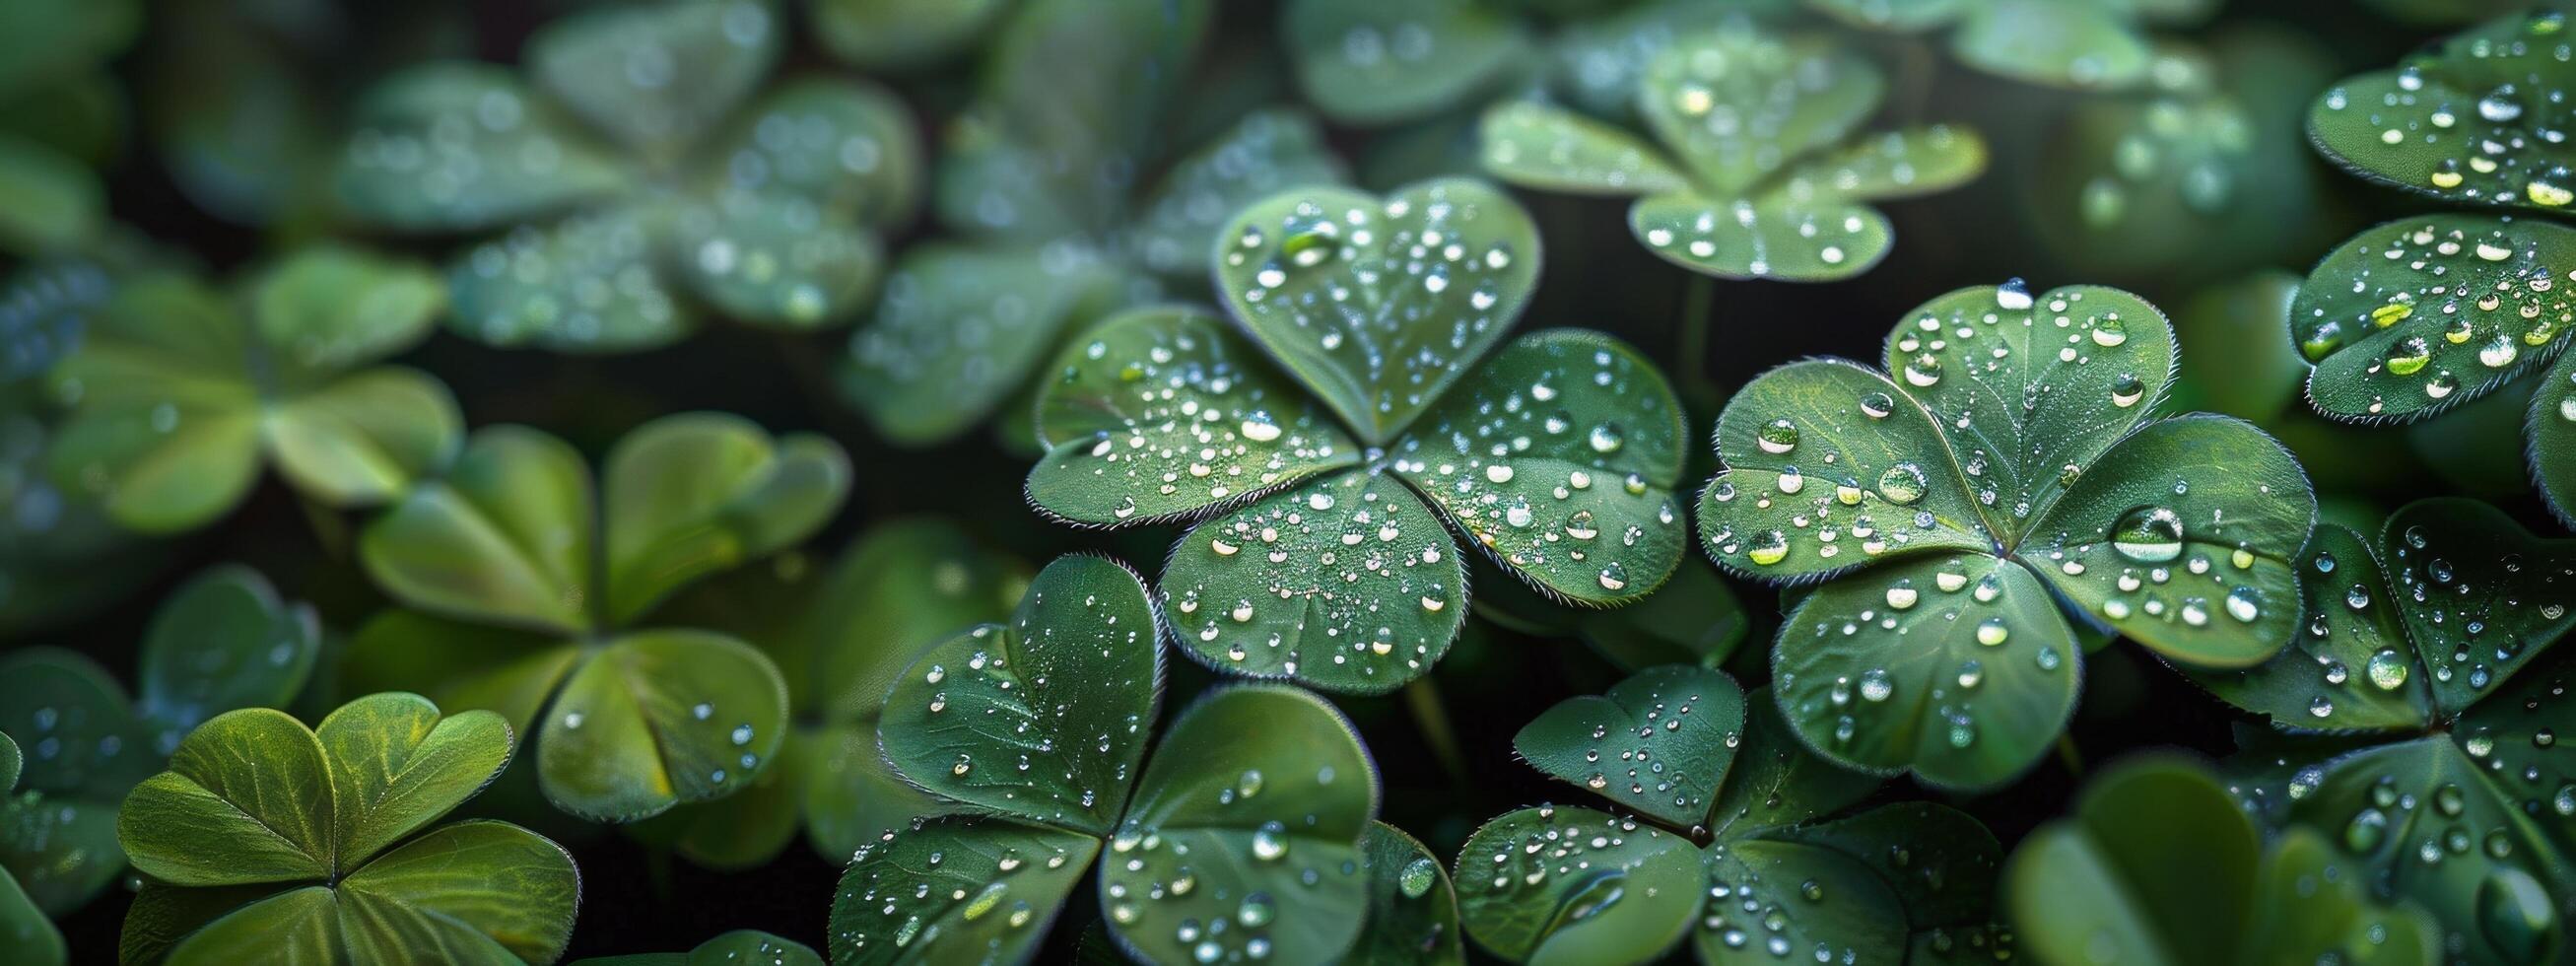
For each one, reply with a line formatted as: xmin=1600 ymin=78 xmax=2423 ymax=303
xmin=7 ymin=0 xmax=2576 ymax=964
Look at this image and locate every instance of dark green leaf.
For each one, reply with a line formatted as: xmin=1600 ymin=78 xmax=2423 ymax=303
xmin=2293 ymin=215 xmax=2576 ymax=424
xmin=0 ymin=134 xmax=102 ymax=256
xmin=526 ymin=0 xmax=779 ymax=157
xmin=1696 ymin=837 xmax=1908 ymax=964
xmin=1129 ymin=109 xmax=1351 ymax=279
xmin=813 ymin=0 xmax=1010 ymax=72
xmin=334 ymin=64 xmax=629 ymax=234
xmin=1704 ymin=688 xmax=1881 ymax=841
xmin=1454 ymin=805 xmax=1702 ymax=965
xmin=838 ymin=244 xmax=1124 ymax=448
xmin=2309 ymin=8 xmax=2576 ymax=213
xmin=1350 ymin=822 xmax=1464 ymax=964
xmin=133 ymin=565 xmax=320 ymax=745
xmin=1282 ymin=0 xmax=1525 ymax=126
xmin=535 ymin=631 xmax=788 ymax=822
xmin=1513 ymin=664 xmax=1743 ymax=827
xmin=829 ymin=816 xmax=1099 ymax=965
xmin=2178 ymin=525 xmax=2435 ymax=730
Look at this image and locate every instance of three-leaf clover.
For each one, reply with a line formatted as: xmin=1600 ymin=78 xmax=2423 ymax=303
xmin=2196 ymin=500 xmax=2576 ymax=963
xmin=1480 ymin=27 xmax=1986 ymax=282
xmin=1696 ymin=281 xmax=2318 ymax=788
xmin=1024 ymin=178 xmax=1693 ymax=694
xmin=44 ymin=244 xmax=456 ymax=533
xmin=116 ymin=692 xmax=579 ymax=965
xmin=840 ymin=0 xmax=1348 ymax=447
xmin=0 ymin=734 xmax=63 ymax=966
xmin=2006 ymin=754 xmax=2439 ymax=966
xmin=2286 ymin=215 xmax=2576 ymax=521
xmin=336 ymin=0 xmax=919 ymax=351
xmin=828 ymin=554 xmax=1383 ymax=964
xmin=0 ymin=564 xmax=319 ymax=920
xmin=570 ymin=930 xmax=818 ymax=966
xmin=343 ymin=412 xmax=848 ymax=822
xmin=637 ymin=518 xmax=1028 ymax=868
xmin=1804 ymin=0 xmax=2204 ymax=91
xmin=1459 ymin=665 xmax=2011 ymax=965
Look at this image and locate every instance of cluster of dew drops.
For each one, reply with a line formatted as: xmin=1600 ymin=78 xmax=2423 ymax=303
xmin=1098 ymin=763 xmax=1354 ymax=964
xmin=2301 ymin=221 xmax=2576 ymax=411
xmin=1576 ymin=687 xmax=1735 ymax=813
xmin=1173 ymin=478 xmax=1452 ymax=681
xmin=2316 ymin=9 xmax=2576 ymax=209
xmin=1792 ymin=557 xmax=2060 ymax=756
xmin=1070 ymin=326 xmax=1343 ymax=520
xmin=555 ymin=694 xmax=763 ymax=789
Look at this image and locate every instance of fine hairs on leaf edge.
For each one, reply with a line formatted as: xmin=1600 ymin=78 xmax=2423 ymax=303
xmin=2292 ymin=216 xmax=2576 ymax=429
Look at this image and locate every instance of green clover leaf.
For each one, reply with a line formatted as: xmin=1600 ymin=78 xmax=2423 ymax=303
xmin=0 ymin=733 xmax=61 ymax=966
xmin=1024 ymin=183 xmax=1689 ymax=692
xmin=335 ymin=0 xmax=920 ymax=350
xmin=1806 ymin=0 xmax=2181 ymax=91
xmin=2309 ymin=7 xmax=2576 ymax=214
xmin=1460 ymin=673 xmax=2008 ymax=965
xmin=0 ymin=0 xmax=132 ymax=259
xmin=810 ymin=0 xmax=1009 ymax=72
xmin=1282 ymin=0 xmax=1529 ymax=127
xmin=347 ymin=412 xmax=847 ymax=822
xmin=2207 ymin=499 xmax=2576 ymax=963
xmin=1349 ymin=822 xmax=1465 ymax=964
xmin=1481 ymin=28 xmax=1986 ymax=281
xmin=569 ymin=930 xmax=819 ymax=966
xmin=1697 ymin=281 xmax=2317 ymax=788
xmin=829 ymin=554 xmax=1383 ymax=965
xmin=44 ymin=247 xmax=458 ymax=533
xmin=2007 ymin=755 xmax=2439 ymax=966
xmin=633 ymin=519 xmax=1028 ymax=869
xmin=840 ymin=0 xmax=1348 ymax=448
xmin=114 ymin=692 xmax=579 ymax=966
xmin=0 ymin=565 xmax=319 ymax=919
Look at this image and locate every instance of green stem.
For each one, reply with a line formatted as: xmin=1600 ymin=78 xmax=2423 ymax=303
xmin=1404 ymin=678 xmax=1470 ymax=788
xmin=298 ymin=493 xmax=349 ymax=561
xmin=1678 ymin=273 xmax=1716 ymax=397
xmin=2055 ymin=733 xmax=2085 ymax=777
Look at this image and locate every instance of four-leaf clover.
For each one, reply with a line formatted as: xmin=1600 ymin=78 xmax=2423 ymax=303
xmin=1024 ymin=178 xmax=1692 ymax=694
xmin=1696 ymin=281 xmax=2317 ymax=787
xmin=116 ymin=692 xmax=579 ymax=965
xmin=1481 ymin=27 xmax=1985 ymax=282
xmin=344 ymin=412 xmax=848 ymax=821
xmin=828 ymin=554 xmax=1382 ymax=965
xmin=336 ymin=0 xmax=920 ymax=351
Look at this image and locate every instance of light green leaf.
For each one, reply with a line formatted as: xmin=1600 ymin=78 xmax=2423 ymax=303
xmin=1949 ymin=0 xmax=2152 ymax=90
xmin=0 ymin=134 xmax=102 ymax=256
xmin=1217 ymin=179 xmax=1540 ymax=444
xmin=1350 ymin=822 xmax=1464 ymax=965
xmin=666 ymin=192 xmax=882 ymax=331
xmin=829 ymin=816 xmax=1100 ymax=965
xmin=813 ymin=0 xmax=1010 ymax=72
xmin=1696 ymin=838 xmax=1908 ymax=965
xmin=446 ymin=205 xmax=695 ymax=352
xmin=1513 ymin=664 xmax=1743 ymax=827
xmin=838 ymin=243 xmax=1124 ymax=447
xmin=360 ymin=426 xmax=595 ymax=635
xmin=334 ymin=64 xmax=629 ymax=233
xmin=1774 ymin=553 xmax=2080 ymax=790
xmin=1161 ymin=470 xmax=1465 ymax=695
xmin=1638 ymin=31 xmax=1883 ymax=198
xmin=334 ymin=820 xmax=580 ymax=966
xmin=1130 ymin=109 xmax=1351 ymax=279
xmin=2177 ymin=525 xmax=2434 ymax=730
xmin=880 ymin=555 xmax=1162 ymax=834
xmin=2309 ymin=9 xmax=2576 ymax=213
xmin=602 ymin=413 xmax=848 ymax=624
xmin=1105 ymin=686 xmax=1378 ymax=965
xmin=527 ymin=0 xmax=779 ymax=156
xmin=1771 ymin=125 xmax=1989 ymax=203
xmin=133 ymin=565 xmax=319 ymax=744
xmin=535 ymin=631 xmax=787 ymax=822
xmin=1390 ymin=329 xmax=1689 ymax=604
xmin=1028 ymin=306 xmax=1360 ymax=526
xmin=1696 ymin=360 xmax=1993 ymax=584
xmin=157 ymin=886 xmax=350 ymax=965
xmin=248 ymin=244 xmax=446 ymax=372
xmin=1477 ymin=100 xmax=1688 ymax=197
xmin=46 ymin=277 xmax=263 ymax=533
xmin=2293 ymin=215 xmax=2576 ymax=424
xmin=267 ymin=367 xmax=464 ymax=507
xmin=119 ymin=708 xmax=333 ymax=887
xmin=1454 ymin=805 xmax=1702 ymax=966
xmin=1282 ymin=0 xmax=1525 ymax=126
xmin=314 ymin=693 xmax=513 ymax=873
xmin=2018 ymin=415 xmax=2313 ymax=669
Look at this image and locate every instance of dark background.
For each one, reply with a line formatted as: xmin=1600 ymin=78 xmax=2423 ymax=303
xmin=33 ymin=0 xmax=2542 ymax=960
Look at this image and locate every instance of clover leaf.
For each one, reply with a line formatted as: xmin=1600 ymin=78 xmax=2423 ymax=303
xmin=829 ymin=553 xmax=1383 ymax=965
xmin=1697 ymin=281 xmax=2318 ymax=788
xmin=1460 ymin=668 xmax=2009 ymax=965
xmin=2007 ymin=755 xmax=2439 ymax=965
xmin=115 ymin=692 xmax=579 ymax=966
xmin=1282 ymin=0 xmax=1529 ymax=127
xmin=840 ymin=0 xmax=1348 ymax=447
xmin=335 ymin=0 xmax=919 ymax=351
xmin=345 ymin=412 xmax=847 ymax=822
xmin=2309 ymin=7 xmax=2576 ymax=214
xmin=43 ymin=245 xmax=457 ymax=533
xmin=0 ymin=0 xmax=132 ymax=258
xmin=1350 ymin=821 xmax=1465 ymax=964
xmin=635 ymin=519 xmax=1028 ymax=868
xmin=1805 ymin=0 xmax=2188 ymax=91
xmin=0 ymin=733 xmax=63 ymax=966
xmin=810 ymin=0 xmax=1009 ymax=73
xmin=1024 ymin=180 xmax=1691 ymax=692
xmin=0 ymin=564 xmax=319 ymax=920
xmin=2189 ymin=500 xmax=2576 ymax=962
xmin=1481 ymin=27 xmax=1985 ymax=281
xmin=569 ymin=930 xmax=818 ymax=966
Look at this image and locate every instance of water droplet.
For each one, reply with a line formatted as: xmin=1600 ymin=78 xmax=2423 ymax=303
xmin=2109 ymin=506 xmax=2185 ymax=564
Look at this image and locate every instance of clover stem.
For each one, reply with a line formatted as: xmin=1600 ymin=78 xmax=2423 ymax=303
xmin=2055 ymin=733 xmax=2085 ymax=777
xmin=1403 ymin=677 xmax=1470 ymax=787
xmin=297 ymin=493 xmax=349 ymax=561
xmin=1677 ymin=273 xmax=1716 ymax=398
